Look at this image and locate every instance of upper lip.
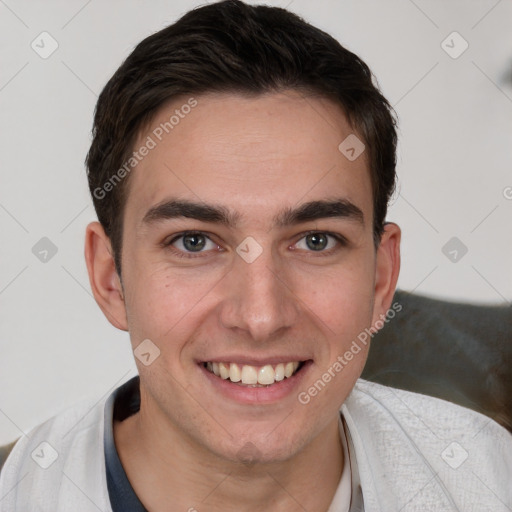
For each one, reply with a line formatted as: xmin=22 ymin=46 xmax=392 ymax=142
xmin=199 ymin=356 xmax=311 ymax=366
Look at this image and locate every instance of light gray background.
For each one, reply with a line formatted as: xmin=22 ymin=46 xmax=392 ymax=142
xmin=1 ymin=0 xmax=511 ymax=444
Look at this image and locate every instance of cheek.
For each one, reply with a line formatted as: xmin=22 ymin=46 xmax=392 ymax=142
xmin=297 ymin=270 xmax=373 ymax=414
xmin=298 ymin=260 xmax=375 ymax=331
xmin=123 ymin=266 xmax=208 ymax=340
xmin=300 ymin=265 xmax=375 ymax=390
xmin=122 ymin=258 xmax=229 ymax=368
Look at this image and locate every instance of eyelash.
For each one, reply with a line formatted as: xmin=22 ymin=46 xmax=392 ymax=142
xmin=163 ymin=230 xmax=347 ymax=259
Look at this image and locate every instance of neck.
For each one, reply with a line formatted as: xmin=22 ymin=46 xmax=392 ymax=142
xmin=114 ymin=401 xmax=344 ymax=512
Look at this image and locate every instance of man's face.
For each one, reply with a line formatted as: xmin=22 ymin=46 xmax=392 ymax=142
xmin=115 ymin=91 xmax=397 ymax=462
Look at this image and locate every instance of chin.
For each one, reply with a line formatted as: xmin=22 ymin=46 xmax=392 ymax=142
xmin=208 ymin=426 xmax=311 ymax=466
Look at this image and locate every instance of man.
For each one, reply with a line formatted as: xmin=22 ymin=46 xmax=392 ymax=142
xmin=1 ymin=1 xmax=511 ymax=510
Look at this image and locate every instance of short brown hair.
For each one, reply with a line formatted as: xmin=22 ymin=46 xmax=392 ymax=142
xmin=86 ymin=0 xmax=397 ymax=274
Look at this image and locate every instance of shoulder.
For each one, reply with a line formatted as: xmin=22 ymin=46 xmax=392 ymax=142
xmin=349 ymin=378 xmax=511 ymax=439
xmin=342 ymin=379 xmax=512 ymax=511
xmin=0 ymin=396 xmax=100 ymax=472
xmin=0 ymin=394 xmax=111 ymax=510
xmin=346 ymin=378 xmax=512 ymax=454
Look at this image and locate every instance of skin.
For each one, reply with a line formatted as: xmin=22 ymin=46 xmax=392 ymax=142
xmin=85 ymin=90 xmax=400 ymax=511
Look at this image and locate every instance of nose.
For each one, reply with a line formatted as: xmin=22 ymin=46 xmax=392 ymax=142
xmin=218 ymin=241 xmax=300 ymax=343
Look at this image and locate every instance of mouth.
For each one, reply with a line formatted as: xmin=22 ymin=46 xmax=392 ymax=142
xmin=203 ymin=361 xmax=304 ymax=387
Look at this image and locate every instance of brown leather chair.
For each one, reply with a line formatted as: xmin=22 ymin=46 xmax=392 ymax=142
xmin=362 ymin=290 xmax=512 ymax=432
xmin=1 ymin=290 xmax=511 ymax=471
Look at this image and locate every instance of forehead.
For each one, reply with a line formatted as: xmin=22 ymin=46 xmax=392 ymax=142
xmin=125 ymin=91 xmax=372 ymax=229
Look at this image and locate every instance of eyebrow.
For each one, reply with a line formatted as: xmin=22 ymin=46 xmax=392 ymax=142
xmin=141 ymin=197 xmax=364 ymax=228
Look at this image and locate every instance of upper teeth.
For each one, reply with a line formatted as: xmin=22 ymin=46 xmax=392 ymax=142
xmin=206 ymin=361 xmax=300 ymax=385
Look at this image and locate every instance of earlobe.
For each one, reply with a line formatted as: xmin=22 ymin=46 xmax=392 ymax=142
xmin=372 ymin=222 xmax=401 ymax=325
xmin=84 ymin=221 xmax=128 ymax=331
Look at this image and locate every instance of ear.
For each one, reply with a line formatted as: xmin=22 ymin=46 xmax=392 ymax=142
xmin=84 ymin=221 xmax=128 ymax=331
xmin=371 ymin=222 xmax=401 ymax=325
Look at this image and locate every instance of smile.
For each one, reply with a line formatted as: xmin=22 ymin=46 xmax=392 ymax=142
xmin=204 ymin=361 xmax=302 ymax=386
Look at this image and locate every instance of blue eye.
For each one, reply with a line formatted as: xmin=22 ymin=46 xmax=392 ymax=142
xmin=305 ymin=233 xmax=328 ymax=251
xmin=166 ymin=231 xmax=219 ymax=257
xmin=294 ymin=232 xmax=345 ymax=253
xmin=163 ymin=230 xmax=346 ymax=260
xmin=177 ymin=233 xmax=208 ymax=252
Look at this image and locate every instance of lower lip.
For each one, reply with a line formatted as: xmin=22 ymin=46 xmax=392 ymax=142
xmin=199 ymin=361 xmax=312 ymax=405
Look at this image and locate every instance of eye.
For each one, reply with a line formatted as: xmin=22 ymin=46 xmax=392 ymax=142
xmin=165 ymin=231 xmax=220 ymax=257
xmin=293 ymin=232 xmax=345 ymax=253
